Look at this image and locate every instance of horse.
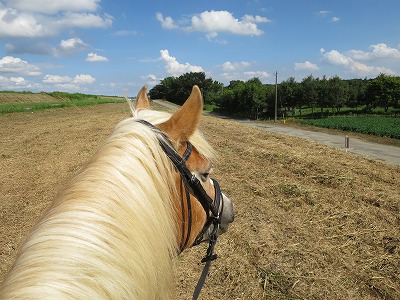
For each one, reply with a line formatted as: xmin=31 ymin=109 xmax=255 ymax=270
xmin=0 ymin=86 xmax=234 ymax=299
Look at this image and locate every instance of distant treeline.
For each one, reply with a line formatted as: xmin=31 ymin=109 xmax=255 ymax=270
xmin=149 ymin=72 xmax=400 ymax=119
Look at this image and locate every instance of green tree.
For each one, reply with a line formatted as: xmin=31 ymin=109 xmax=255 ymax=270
xmin=279 ymin=77 xmax=298 ymax=112
xmin=347 ymin=78 xmax=368 ymax=109
xmin=365 ymin=74 xmax=400 ymax=112
xmin=299 ymin=75 xmax=318 ymax=115
xmin=316 ymin=76 xmax=330 ymax=114
xmin=149 ymin=72 xmax=222 ymax=105
xmin=327 ymin=76 xmax=348 ymax=112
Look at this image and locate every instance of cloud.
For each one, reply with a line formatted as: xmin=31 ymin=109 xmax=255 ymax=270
xmin=0 ymin=4 xmax=112 ymax=38
xmin=0 ymin=56 xmax=41 ymax=76
xmin=243 ymin=71 xmax=271 ymax=79
xmin=318 ymin=10 xmax=330 ymax=16
xmin=10 ymin=76 xmax=26 ymax=85
xmin=0 ymin=75 xmax=38 ymax=89
xmin=73 ymin=74 xmax=96 ymax=84
xmin=59 ymin=38 xmax=90 ymax=55
xmin=348 ymin=43 xmax=400 ymax=61
xmin=113 ymin=30 xmax=138 ymax=36
xmin=156 ymin=12 xmax=176 ymax=29
xmin=222 ymin=61 xmax=252 ymax=71
xmin=4 ymin=0 xmax=100 ymax=14
xmin=86 ymin=52 xmax=108 ymax=62
xmin=54 ymin=12 xmax=112 ymax=29
xmin=317 ymin=10 xmax=340 ymax=23
xmin=43 ymin=75 xmax=72 ymax=83
xmin=43 ymin=74 xmax=95 ymax=85
xmin=5 ymin=41 xmax=56 ymax=56
xmin=322 ymin=50 xmax=352 ymax=66
xmin=5 ymin=38 xmax=90 ymax=57
xmin=156 ymin=10 xmax=270 ymax=39
xmin=142 ymin=74 xmax=158 ymax=86
xmin=0 ymin=7 xmax=48 ymax=38
xmin=294 ymin=61 xmax=319 ymax=71
xmin=219 ymin=70 xmax=271 ymax=83
xmin=189 ymin=10 xmax=270 ymax=38
xmin=321 ymin=49 xmax=395 ymax=76
xmin=159 ymin=49 xmax=203 ymax=76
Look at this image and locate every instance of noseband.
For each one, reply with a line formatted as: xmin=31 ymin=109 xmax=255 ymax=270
xmin=137 ymin=120 xmax=223 ymax=256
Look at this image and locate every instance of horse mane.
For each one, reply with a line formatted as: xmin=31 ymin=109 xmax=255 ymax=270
xmin=0 ymin=105 xmax=215 ymax=299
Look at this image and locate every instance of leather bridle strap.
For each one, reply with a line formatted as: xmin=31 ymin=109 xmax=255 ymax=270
xmin=136 ymin=119 xmax=222 ymax=300
xmin=136 ymin=119 xmax=219 ymax=219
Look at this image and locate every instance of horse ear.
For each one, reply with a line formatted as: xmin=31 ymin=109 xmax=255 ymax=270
xmin=158 ymin=85 xmax=203 ymax=145
xmin=135 ymin=85 xmax=150 ymax=109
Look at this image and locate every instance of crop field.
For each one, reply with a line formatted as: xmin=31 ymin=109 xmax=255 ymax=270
xmin=298 ymin=115 xmax=400 ymax=139
xmin=0 ymin=92 xmax=124 ymax=114
xmin=0 ymin=101 xmax=399 ymax=299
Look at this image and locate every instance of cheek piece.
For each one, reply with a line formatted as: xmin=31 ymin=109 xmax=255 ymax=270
xmin=137 ymin=120 xmax=224 ymax=300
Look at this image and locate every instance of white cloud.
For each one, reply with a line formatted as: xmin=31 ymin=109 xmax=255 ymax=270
xmin=0 ymin=75 xmax=38 ymax=89
xmin=322 ymin=50 xmax=352 ymax=66
xmin=86 ymin=52 xmax=108 ymax=62
xmin=219 ymin=70 xmax=271 ymax=83
xmin=142 ymin=74 xmax=158 ymax=86
xmin=10 ymin=76 xmax=26 ymax=85
xmin=348 ymin=43 xmax=400 ymax=61
xmin=331 ymin=16 xmax=340 ymax=22
xmin=322 ymin=49 xmax=395 ymax=77
xmin=43 ymin=75 xmax=72 ymax=83
xmin=294 ymin=61 xmax=319 ymax=71
xmin=113 ymin=30 xmax=138 ymax=36
xmin=349 ymin=61 xmax=394 ymax=76
xmin=0 ymin=56 xmax=41 ymax=76
xmin=189 ymin=10 xmax=270 ymax=38
xmin=222 ymin=61 xmax=252 ymax=71
xmin=73 ymin=74 xmax=96 ymax=84
xmin=156 ymin=10 xmax=270 ymax=39
xmin=318 ymin=10 xmax=330 ymax=16
xmin=0 ymin=7 xmax=48 ymax=38
xmin=5 ymin=38 xmax=90 ymax=57
xmin=0 ymin=5 xmax=112 ymax=38
xmin=243 ymin=71 xmax=271 ymax=79
xmin=43 ymin=74 xmax=95 ymax=85
xmin=54 ymin=12 xmax=112 ymax=29
xmin=59 ymin=38 xmax=90 ymax=55
xmin=4 ymin=0 xmax=100 ymax=14
xmin=159 ymin=49 xmax=203 ymax=76
xmin=156 ymin=12 xmax=176 ymax=29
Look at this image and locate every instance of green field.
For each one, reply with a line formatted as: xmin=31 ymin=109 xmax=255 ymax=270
xmin=298 ymin=115 xmax=400 ymax=139
xmin=0 ymin=91 xmax=124 ymax=114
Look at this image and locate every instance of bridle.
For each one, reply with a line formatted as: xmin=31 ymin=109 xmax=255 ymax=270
xmin=137 ymin=120 xmax=223 ymax=299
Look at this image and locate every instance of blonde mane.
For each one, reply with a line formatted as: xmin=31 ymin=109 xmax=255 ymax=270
xmin=0 ymin=106 xmax=215 ymax=299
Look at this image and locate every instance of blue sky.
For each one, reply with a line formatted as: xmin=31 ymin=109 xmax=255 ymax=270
xmin=0 ymin=0 xmax=399 ymax=96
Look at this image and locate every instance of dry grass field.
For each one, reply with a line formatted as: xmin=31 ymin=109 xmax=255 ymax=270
xmin=0 ymin=93 xmax=65 ymax=104
xmin=0 ymin=101 xmax=399 ymax=299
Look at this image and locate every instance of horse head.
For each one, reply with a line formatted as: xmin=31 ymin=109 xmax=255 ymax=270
xmin=135 ymin=85 xmax=234 ymax=251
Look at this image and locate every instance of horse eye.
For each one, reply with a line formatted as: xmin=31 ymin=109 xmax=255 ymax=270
xmin=200 ymin=173 xmax=209 ymax=181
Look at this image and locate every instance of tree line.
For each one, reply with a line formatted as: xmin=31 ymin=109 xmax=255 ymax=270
xmin=149 ymin=72 xmax=400 ymax=119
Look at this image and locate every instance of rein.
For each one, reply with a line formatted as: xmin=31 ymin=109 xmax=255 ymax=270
xmin=137 ymin=120 xmax=222 ymax=299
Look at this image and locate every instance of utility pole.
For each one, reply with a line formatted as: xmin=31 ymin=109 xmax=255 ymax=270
xmin=274 ymin=71 xmax=278 ymax=122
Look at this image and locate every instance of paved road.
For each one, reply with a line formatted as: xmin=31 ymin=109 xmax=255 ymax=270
xmin=238 ymin=120 xmax=399 ymax=166
xmin=153 ymin=100 xmax=400 ymax=166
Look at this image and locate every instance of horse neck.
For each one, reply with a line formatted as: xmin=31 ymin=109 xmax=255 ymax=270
xmin=0 ymin=123 xmax=179 ymax=299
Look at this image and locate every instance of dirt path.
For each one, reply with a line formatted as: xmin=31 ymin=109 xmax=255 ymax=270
xmin=153 ymin=100 xmax=400 ymax=166
xmin=239 ymin=120 xmax=400 ymax=166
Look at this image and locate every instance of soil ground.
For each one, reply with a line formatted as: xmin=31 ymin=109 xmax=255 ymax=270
xmin=0 ymin=102 xmax=399 ymax=299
